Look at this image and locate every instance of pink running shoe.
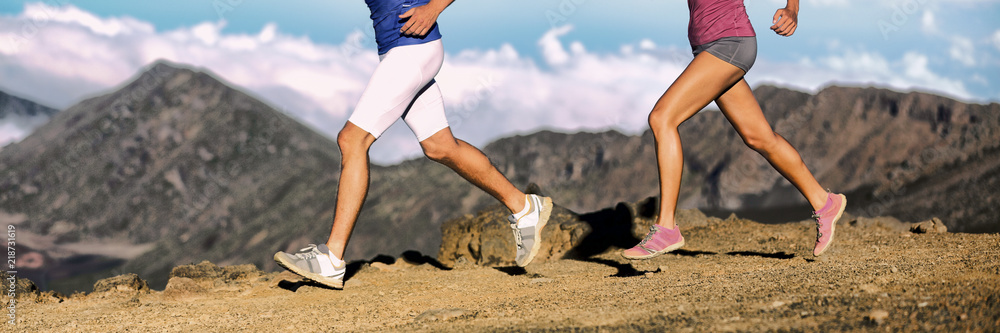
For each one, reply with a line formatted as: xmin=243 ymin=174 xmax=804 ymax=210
xmin=812 ymin=193 xmax=847 ymax=256
xmin=622 ymin=224 xmax=685 ymax=260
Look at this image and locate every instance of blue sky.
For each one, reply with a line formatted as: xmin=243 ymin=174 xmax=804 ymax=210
xmin=1 ymin=1 xmax=999 ymax=162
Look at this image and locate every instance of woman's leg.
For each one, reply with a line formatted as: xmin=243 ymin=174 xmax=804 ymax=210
xmin=714 ymin=79 xmax=828 ymax=210
xmin=647 ymin=52 xmax=747 ymax=229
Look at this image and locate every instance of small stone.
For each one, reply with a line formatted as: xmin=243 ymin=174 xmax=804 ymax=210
xmin=197 ymin=147 xmax=215 ymax=161
xmin=868 ymin=310 xmax=889 ymax=325
xmin=530 ymin=278 xmax=553 ymax=284
xmin=771 ymin=301 xmax=786 ymax=308
xmin=917 ymin=302 xmax=928 ymax=308
xmin=910 ymin=217 xmax=948 ymax=234
xmin=163 ymin=277 xmax=206 ymax=297
xmin=958 ymin=313 xmax=968 ymax=321
xmin=890 ymin=266 xmax=899 ymax=273
xmin=860 ymin=284 xmax=880 ymax=293
xmin=370 ymin=262 xmax=397 ymax=272
xmin=93 ymin=273 xmax=150 ymax=293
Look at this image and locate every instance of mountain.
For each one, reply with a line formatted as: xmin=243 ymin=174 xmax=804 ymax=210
xmin=0 ymin=89 xmax=58 ymax=147
xmin=0 ymin=61 xmax=344 ymax=292
xmin=1 ymin=60 xmax=997 ymax=293
xmin=473 ymin=85 xmax=999 ymax=233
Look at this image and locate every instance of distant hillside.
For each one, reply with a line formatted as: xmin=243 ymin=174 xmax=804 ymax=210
xmin=477 ymin=85 xmax=1000 ymax=233
xmin=1 ymin=60 xmax=997 ymax=293
xmin=0 ymin=89 xmax=58 ymax=147
xmin=0 ymin=61 xmax=344 ymax=292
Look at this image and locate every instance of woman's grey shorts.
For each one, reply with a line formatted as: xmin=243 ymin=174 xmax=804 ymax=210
xmin=692 ymin=36 xmax=757 ymax=73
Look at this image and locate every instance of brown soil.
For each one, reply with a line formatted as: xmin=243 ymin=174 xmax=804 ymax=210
xmin=8 ymin=217 xmax=1000 ymax=332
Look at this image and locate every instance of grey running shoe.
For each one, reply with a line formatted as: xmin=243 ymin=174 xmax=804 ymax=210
xmin=508 ymin=194 xmax=553 ymax=267
xmin=273 ymin=243 xmax=345 ymax=289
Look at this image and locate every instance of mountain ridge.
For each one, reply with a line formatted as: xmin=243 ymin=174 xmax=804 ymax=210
xmin=0 ymin=88 xmax=59 ymax=149
xmin=1 ymin=60 xmax=997 ymax=294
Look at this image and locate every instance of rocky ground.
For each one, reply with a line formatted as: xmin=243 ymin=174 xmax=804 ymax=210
xmin=6 ymin=207 xmax=999 ymax=332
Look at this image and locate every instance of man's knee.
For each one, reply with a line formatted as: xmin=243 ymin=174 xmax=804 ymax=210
xmin=421 ymin=137 xmax=457 ymax=162
xmin=337 ymin=124 xmax=373 ymax=156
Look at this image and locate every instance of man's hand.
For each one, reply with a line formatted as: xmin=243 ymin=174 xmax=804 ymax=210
xmin=770 ymin=7 xmax=798 ymax=37
xmin=399 ymin=2 xmax=446 ymax=37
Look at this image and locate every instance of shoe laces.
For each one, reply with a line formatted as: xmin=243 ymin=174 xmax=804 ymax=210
xmin=812 ymin=213 xmax=823 ymax=240
xmin=510 ymin=224 xmax=524 ymax=249
xmin=294 ymin=244 xmax=321 ymax=259
xmin=639 ymin=225 xmax=658 ymax=246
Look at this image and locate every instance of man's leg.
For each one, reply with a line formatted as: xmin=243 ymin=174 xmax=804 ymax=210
xmin=325 ymin=122 xmax=376 ymax=259
xmin=274 ymin=43 xmax=436 ymax=285
xmin=405 ymin=80 xmax=549 ymax=267
xmin=273 ymin=121 xmax=373 ymax=289
xmin=419 ymin=127 xmax=525 ymax=213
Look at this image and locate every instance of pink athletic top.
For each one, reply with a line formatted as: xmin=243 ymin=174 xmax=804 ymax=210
xmin=687 ymin=0 xmax=756 ymax=46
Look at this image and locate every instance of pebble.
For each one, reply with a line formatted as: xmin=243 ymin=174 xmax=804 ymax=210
xmin=530 ymin=278 xmax=553 ymax=284
xmin=868 ymin=310 xmax=889 ymax=325
xmin=859 ymin=284 xmax=880 ymax=293
xmin=890 ymin=266 xmax=899 ymax=273
xmin=770 ymin=301 xmax=786 ymax=308
xmin=370 ymin=262 xmax=397 ymax=272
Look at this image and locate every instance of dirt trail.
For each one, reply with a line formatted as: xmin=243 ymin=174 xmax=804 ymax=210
xmin=8 ymin=216 xmax=1000 ymax=332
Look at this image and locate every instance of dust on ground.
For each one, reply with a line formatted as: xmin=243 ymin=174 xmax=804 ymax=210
xmin=8 ymin=216 xmax=1000 ymax=332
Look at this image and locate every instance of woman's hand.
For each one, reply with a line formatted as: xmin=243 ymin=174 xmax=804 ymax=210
xmin=770 ymin=5 xmax=799 ymax=37
xmin=399 ymin=0 xmax=453 ymax=37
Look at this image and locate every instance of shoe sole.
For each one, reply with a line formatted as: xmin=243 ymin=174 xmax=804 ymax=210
xmin=814 ymin=194 xmax=847 ymax=257
xmin=621 ymin=238 xmax=686 ymax=260
xmin=517 ymin=196 xmax=553 ymax=267
xmin=273 ymin=252 xmax=345 ymax=289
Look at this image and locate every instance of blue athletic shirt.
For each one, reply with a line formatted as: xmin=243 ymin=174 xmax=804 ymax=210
xmin=366 ymin=0 xmax=443 ymax=55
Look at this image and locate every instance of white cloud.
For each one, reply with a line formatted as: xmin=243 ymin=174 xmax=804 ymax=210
xmin=0 ymin=4 xmax=985 ymax=163
xmin=538 ymin=24 xmax=573 ymax=66
xmin=0 ymin=124 xmax=28 ymax=147
xmin=21 ymin=3 xmax=153 ymax=36
xmin=750 ymin=50 xmax=971 ymax=100
xmin=993 ymin=30 xmax=1000 ymax=51
xmin=0 ymin=115 xmax=48 ymax=147
xmin=921 ymin=11 xmax=936 ymax=33
xmin=948 ymin=37 xmax=975 ymax=66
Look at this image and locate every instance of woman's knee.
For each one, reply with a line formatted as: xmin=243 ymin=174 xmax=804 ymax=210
xmin=648 ymin=108 xmax=682 ymax=135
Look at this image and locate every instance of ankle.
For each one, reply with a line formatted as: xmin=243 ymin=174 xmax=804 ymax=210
xmin=656 ymin=221 xmax=677 ymax=230
xmin=506 ymin=194 xmax=528 ymax=215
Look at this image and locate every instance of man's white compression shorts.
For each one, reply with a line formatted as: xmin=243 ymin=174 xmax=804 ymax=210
xmin=347 ymin=39 xmax=449 ymax=142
